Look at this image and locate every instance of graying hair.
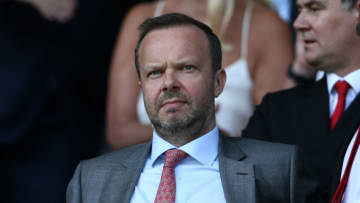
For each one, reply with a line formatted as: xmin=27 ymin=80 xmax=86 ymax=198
xmin=341 ymin=0 xmax=357 ymax=10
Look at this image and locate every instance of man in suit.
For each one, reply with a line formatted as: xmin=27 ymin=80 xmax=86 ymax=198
xmin=67 ymin=13 xmax=318 ymax=203
xmin=243 ymin=0 xmax=360 ymax=201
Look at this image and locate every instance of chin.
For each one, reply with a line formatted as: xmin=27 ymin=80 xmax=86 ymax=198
xmin=158 ymin=118 xmax=191 ymax=131
xmin=160 ymin=108 xmax=186 ymax=118
xmin=305 ymin=55 xmax=322 ymax=68
xmin=162 ymin=114 xmax=186 ymax=124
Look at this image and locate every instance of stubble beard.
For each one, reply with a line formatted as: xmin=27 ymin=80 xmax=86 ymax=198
xmin=145 ymin=90 xmax=215 ymax=147
xmin=305 ymin=42 xmax=345 ymax=73
xmin=307 ymin=52 xmax=341 ymax=74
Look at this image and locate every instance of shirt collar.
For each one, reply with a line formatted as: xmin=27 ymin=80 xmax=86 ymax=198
xmin=326 ymin=69 xmax=360 ymax=95
xmin=150 ymin=126 xmax=219 ymax=167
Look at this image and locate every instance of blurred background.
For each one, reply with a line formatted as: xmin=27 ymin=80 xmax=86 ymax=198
xmin=0 ymin=0 xmax=297 ymax=202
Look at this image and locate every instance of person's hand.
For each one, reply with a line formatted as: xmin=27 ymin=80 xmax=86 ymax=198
xmin=20 ymin=0 xmax=78 ymax=23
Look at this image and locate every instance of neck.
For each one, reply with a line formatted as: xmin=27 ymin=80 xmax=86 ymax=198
xmin=333 ymin=42 xmax=360 ymax=77
xmin=317 ymin=54 xmax=360 ymax=77
xmin=334 ymin=61 xmax=360 ymax=77
xmin=155 ymin=113 xmax=216 ymax=147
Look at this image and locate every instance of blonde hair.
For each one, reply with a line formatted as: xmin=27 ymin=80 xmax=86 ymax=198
xmin=206 ymin=0 xmax=273 ymax=52
xmin=206 ymin=0 xmax=234 ymax=52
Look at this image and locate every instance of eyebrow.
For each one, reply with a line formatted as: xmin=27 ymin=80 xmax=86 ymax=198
xmin=143 ymin=57 xmax=199 ymax=71
xmin=173 ymin=58 xmax=194 ymax=66
xmin=297 ymin=0 xmax=324 ymax=7
xmin=143 ymin=63 xmax=165 ymax=71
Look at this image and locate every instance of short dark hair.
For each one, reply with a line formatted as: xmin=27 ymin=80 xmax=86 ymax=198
xmin=134 ymin=13 xmax=222 ymax=79
xmin=341 ymin=0 xmax=358 ymax=10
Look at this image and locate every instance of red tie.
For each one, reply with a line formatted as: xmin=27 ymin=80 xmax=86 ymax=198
xmin=330 ymin=81 xmax=350 ymax=130
xmin=332 ymin=128 xmax=360 ymax=203
xmin=154 ymin=149 xmax=187 ymax=203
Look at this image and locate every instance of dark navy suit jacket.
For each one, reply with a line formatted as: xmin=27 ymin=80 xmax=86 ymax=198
xmin=243 ymin=77 xmax=360 ymax=202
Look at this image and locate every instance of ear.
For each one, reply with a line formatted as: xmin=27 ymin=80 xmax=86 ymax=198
xmin=352 ymin=0 xmax=360 ymax=36
xmin=354 ymin=0 xmax=360 ymax=19
xmin=214 ymin=68 xmax=226 ymax=97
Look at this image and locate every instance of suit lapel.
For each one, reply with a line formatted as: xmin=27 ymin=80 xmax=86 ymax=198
xmin=330 ymin=93 xmax=360 ymax=196
xmin=332 ymin=92 xmax=360 ymax=143
xmin=297 ymin=78 xmax=360 ymax=198
xmin=298 ymin=77 xmax=330 ymax=142
xmin=100 ymin=143 xmax=152 ymax=203
xmin=219 ymin=136 xmax=256 ymax=203
xmin=292 ymin=79 xmax=339 ymax=196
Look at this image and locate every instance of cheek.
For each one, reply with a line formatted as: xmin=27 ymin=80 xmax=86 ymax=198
xmin=185 ymin=81 xmax=202 ymax=95
xmin=185 ymin=80 xmax=213 ymax=103
xmin=316 ymin=15 xmax=346 ymax=40
xmin=143 ymin=85 xmax=160 ymax=104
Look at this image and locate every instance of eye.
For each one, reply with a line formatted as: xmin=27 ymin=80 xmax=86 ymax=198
xmin=308 ymin=3 xmax=324 ymax=12
xmin=309 ymin=6 xmax=320 ymax=12
xmin=182 ymin=65 xmax=195 ymax=72
xmin=148 ymin=70 xmax=162 ymax=78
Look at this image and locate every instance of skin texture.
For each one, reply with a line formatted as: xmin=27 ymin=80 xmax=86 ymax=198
xmin=106 ymin=0 xmax=293 ymax=150
xmin=138 ymin=25 xmax=226 ymax=147
xmin=290 ymin=33 xmax=318 ymax=79
xmin=294 ymin=0 xmax=360 ymax=76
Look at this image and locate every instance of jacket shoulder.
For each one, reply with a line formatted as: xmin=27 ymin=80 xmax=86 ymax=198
xmin=267 ymin=82 xmax=318 ymax=100
xmin=81 ymin=142 xmax=149 ymax=171
xmin=238 ymin=137 xmax=295 ymax=153
xmin=226 ymin=137 xmax=297 ymax=162
xmin=266 ymin=78 xmax=326 ymax=101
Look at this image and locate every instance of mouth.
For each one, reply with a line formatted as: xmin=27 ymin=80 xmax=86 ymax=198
xmin=303 ymin=39 xmax=316 ymax=44
xmin=302 ymin=38 xmax=317 ymax=51
xmin=300 ymin=32 xmax=317 ymax=46
xmin=161 ymin=98 xmax=187 ymax=110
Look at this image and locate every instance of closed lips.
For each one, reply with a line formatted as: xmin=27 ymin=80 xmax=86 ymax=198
xmin=161 ymin=99 xmax=186 ymax=107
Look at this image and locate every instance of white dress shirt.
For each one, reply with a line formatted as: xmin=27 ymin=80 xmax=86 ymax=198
xmin=326 ymin=70 xmax=360 ymax=203
xmin=130 ymin=126 xmax=226 ymax=203
xmin=327 ymin=70 xmax=360 ymax=117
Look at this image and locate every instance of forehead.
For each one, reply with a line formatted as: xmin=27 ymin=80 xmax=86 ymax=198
xmin=141 ymin=25 xmax=209 ymax=49
xmin=139 ymin=25 xmax=210 ymax=62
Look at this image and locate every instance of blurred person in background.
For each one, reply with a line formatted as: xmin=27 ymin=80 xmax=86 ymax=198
xmin=243 ymin=0 xmax=360 ymax=199
xmin=106 ymin=0 xmax=294 ymax=150
xmin=0 ymin=0 xmax=148 ymax=202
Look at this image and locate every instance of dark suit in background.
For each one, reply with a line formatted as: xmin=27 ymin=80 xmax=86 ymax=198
xmin=0 ymin=0 xmax=151 ymax=202
xmin=243 ymin=77 xmax=360 ymax=201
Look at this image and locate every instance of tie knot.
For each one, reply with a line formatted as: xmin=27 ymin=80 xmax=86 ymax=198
xmin=334 ymin=80 xmax=350 ymax=96
xmin=164 ymin=149 xmax=188 ymax=168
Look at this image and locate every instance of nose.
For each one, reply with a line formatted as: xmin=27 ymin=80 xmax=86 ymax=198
xmin=161 ymin=70 xmax=180 ymax=92
xmin=293 ymin=11 xmax=310 ymax=31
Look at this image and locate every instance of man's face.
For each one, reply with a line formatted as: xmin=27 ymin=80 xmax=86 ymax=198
xmin=294 ymin=0 xmax=358 ymax=73
xmin=138 ymin=25 xmax=224 ymax=136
